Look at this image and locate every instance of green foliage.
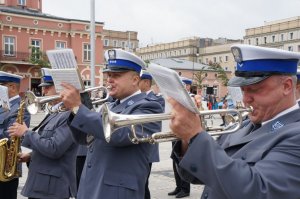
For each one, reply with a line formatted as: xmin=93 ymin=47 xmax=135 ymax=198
xmin=194 ymin=69 xmax=207 ymax=89
xmin=208 ymin=62 xmax=229 ymax=86
xmin=28 ymin=47 xmax=50 ymax=68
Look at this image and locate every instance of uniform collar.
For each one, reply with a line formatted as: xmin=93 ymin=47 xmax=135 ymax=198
xmin=9 ymin=95 xmax=20 ymax=102
xmin=262 ymin=103 xmax=299 ymax=126
xmin=120 ymin=90 xmax=141 ymax=104
xmin=146 ymin=90 xmax=153 ymax=95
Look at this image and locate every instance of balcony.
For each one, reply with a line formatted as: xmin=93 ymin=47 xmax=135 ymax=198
xmin=0 ymin=51 xmax=31 ymax=63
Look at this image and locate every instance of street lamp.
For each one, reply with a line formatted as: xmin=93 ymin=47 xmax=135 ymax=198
xmin=192 ymin=52 xmax=199 ymax=80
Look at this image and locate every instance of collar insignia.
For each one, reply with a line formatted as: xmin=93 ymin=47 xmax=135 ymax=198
xmin=271 ymin=121 xmax=284 ymax=131
xmin=127 ymin=100 xmax=134 ymax=106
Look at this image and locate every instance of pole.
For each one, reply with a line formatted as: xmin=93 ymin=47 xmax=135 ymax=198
xmin=90 ymin=0 xmax=95 ymax=87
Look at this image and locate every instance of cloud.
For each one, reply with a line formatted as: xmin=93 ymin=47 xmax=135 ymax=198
xmin=43 ymin=0 xmax=300 ymax=45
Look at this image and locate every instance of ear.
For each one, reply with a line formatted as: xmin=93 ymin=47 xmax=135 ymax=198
xmin=282 ymin=77 xmax=293 ymax=96
xmin=132 ymin=74 xmax=140 ymax=85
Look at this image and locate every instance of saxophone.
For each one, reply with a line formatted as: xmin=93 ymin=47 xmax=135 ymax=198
xmin=0 ymin=100 xmax=25 ymax=182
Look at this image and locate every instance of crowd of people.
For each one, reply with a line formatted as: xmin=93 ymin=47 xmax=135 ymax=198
xmin=1 ymin=44 xmax=300 ymax=199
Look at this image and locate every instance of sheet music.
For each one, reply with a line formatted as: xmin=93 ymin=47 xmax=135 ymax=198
xmin=46 ymin=49 xmax=77 ymax=69
xmin=50 ymin=69 xmax=84 ymax=92
xmin=228 ymin=87 xmax=244 ymax=107
xmin=0 ymin=85 xmax=10 ymax=110
xmin=46 ymin=49 xmax=84 ymax=92
xmin=147 ymin=63 xmax=200 ymax=114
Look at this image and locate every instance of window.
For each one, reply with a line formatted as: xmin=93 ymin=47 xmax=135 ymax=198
xmin=84 ymin=80 xmax=91 ymax=87
xmin=281 ymin=34 xmax=284 ymax=41
xmin=103 ymin=39 xmax=109 ymax=47
xmin=121 ymin=41 xmax=126 ymax=48
xmin=18 ymin=0 xmax=26 ymax=5
xmin=256 ymin=38 xmax=259 ymax=45
xmin=83 ymin=43 xmax=91 ymax=61
xmin=213 ymin=57 xmax=216 ymax=63
xmin=290 ymin=32 xmax=294 ymax=40
xmin=128 ymin=42 xmax=132 ymax=49
xmin=272 ymin=35 xmax=275 ymax=42
xmin=248 ymin=39 xmax=251 ymax=45
xmin=298 ymin=45 xmax=300 ymax=52
xmin=288 ymin=46 xmax=293 ymax=51
xmin=225 ymin=56 xmax=229 ymax=62
xmin=219 ymin=56 xmax=222 ymax=62
xmin=4 ymin=36 xmax=15 ymax=56
xmin=31 ymin=39 xmax=41 ymax=59
xmin=264 ymin=37 xmax=267 ymax=44
xmin=213 ymin=85 xmax=218 ymax=96
xmin=113 ymin=40 xmax=118 ymax=47
xmin=55 ymin=41 xmax=66 ymax=49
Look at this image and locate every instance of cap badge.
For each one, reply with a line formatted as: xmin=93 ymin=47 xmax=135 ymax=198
xmin=108 ymin=50 xmax=116 ymax=59
xmin=232 ymin=47 xmax=243 ymax=63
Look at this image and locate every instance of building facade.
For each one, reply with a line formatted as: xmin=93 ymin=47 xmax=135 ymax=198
xmin=151 ymin=58 xmax=232 ymax=100
xmin=137 ymin=37 xmax=242 ymax=74
xmin=0 ymin=0 xmax=104 ymax=95
xmin=136 ymin=37 xmax=199 ymax=62
xmin=199 ymin=40 xmax=243 ymax=73
xmin=244 ymin=16 xmax=300 ymax=52
xmin=102 ymin=29 xmax=139 ymax=52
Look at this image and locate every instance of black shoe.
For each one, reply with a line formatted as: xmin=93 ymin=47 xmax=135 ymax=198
xmin=175 ymin=190 xmax=190 ymax=198
xmin=168 ymin=188 xmax=181 ymax=196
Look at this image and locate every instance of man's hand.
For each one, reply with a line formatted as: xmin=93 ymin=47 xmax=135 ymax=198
xmin=168 ymin=98 xmax=203 ymax=142
xmin=18 ymin=152 xmax=31 ymax=163
xmin=60 ymin=82 xmax=82 ymax=109
xmin=8 ymin=122 xmax=28 ymax=137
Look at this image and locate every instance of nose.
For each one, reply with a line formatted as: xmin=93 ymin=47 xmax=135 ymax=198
xmin=242 ymin=92 xmax=253 ymax=104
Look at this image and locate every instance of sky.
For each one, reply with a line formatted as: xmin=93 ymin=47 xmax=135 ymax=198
xmin=43 ymin=0 xmax=300 ymax=47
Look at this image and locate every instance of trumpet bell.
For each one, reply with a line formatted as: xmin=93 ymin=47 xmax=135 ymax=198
xmin=102 ymin=103 xmax=113 ymax=142
xmin=101 ymin=103 xmax=172 ymax=143
xmin=25 ymin=91 xmax=39 ymax=114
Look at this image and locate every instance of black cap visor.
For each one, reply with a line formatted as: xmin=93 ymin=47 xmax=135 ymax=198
xmin=228 ymin=76 xmax=270 ymax=87
xmin=38 ymin=82 xmax=54 ymax=87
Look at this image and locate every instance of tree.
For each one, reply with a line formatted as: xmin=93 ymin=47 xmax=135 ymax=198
xmin=194 ymin=68 xmax=207 ymax=89
xmin=28 ymin=47 xmax=50 ymax=68
xmin=209 ymin=62 xmax=229 ymax=86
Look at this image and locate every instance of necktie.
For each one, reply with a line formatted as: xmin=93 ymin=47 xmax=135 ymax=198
xmin=32 ymin=114 xmax=51 ymax=131
xmin=111 ymin=100 xmax=120 ymax=108
xmin=251 ymin=123 xmax=261 ymax=133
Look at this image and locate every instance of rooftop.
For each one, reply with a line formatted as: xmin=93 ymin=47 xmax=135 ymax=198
xmin=151 ymin=58 xmax=213 ymax=71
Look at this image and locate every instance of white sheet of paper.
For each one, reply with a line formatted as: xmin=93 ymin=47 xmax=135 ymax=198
xmin=46 ymin=49 xmax=84 ymax=92
xmin=46 ymin=49 xmax=78 ymax=69
xmin=147 ymin=63 xmax=200 ymax=114
xmin=227 ymin=87 xmax=244 ymax=107
xmin=0 ymin=85 xmax=10 ymax=110
xmin=50 ymin=69 xmax=84 ymax=92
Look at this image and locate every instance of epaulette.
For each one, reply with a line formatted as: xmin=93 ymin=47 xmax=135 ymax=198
xmin=145 ymin=95 xmax=157 ymax=101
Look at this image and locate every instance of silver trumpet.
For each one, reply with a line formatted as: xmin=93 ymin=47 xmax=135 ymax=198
xmin=26 ymin=86 xmax=110 ymax=114
xmin=102 ymin=102 xmax=253 ymax=143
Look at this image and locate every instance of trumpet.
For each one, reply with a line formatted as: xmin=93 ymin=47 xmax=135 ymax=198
xmin=101 ymin=103 xmax=253 ymax=143
xmin=26 ymin=86 xmax=110 ymax=114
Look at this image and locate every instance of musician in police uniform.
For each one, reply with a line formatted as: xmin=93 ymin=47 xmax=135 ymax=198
xmin=8 ymin=68 xmax=78 ymax=199
xmin=296 ymin=69 xmax=300 ymax=105
xmin=139 ymin=70 xmax=165 ymax=199
xmin=168 ymin=76 xmax=192 ymax=198
xmin=60 ymin=49 xmax=164 ymax=199
xmin=0 ymin=72 xmax=31 ymax=199
xmin=169 ymin=44 xmax=300 ymax=199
